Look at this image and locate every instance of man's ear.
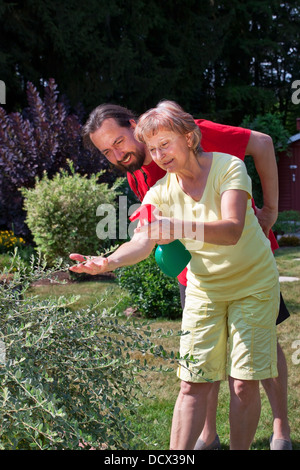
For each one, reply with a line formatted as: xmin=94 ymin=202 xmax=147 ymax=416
xmin=129 ymin=119 xmax=137 ymax=129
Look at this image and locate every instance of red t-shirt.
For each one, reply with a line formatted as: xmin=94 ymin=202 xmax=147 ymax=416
xmin=127 ymin=160 xmax=166 ymax=202
xmin=127 ymin=119 xmax=278 ymax=286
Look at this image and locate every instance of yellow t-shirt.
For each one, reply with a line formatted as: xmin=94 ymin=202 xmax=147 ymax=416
xmin=142 ymin=152 xmax=278 ymax=301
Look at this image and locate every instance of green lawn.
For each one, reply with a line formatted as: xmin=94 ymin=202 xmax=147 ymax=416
xmin=2 ymin=246 xmax=299 ymax=450
xmin=28 ymin=278 xmax=128 ymax=312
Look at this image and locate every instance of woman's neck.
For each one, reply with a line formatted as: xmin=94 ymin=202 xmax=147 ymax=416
xmin=176 ymin=152 xmax=213 ymax=201
xmin=176 ymin=151 xmax=211 ymax=181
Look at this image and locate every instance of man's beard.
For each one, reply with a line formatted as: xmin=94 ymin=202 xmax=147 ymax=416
xmin=115 ymin=149 xmax=146 ymax=173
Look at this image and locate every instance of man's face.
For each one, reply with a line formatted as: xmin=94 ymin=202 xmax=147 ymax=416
xmin=90 ymin=118 xmax=147 ymax=173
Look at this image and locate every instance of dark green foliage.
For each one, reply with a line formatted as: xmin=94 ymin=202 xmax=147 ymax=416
xmin=242 ymin=113 xmax=290 ymax=207
xmin=116 ymin=251 xmax=182 ymax=319
xmin=278 ymin=235 xmax=300 ymax=247
xmin=242 ymin=113 xmax=290 ymax=154
xmin=273 ymin=210 xmax=300 ymax=235
xmin=1 ymin=1 xmax=299 ymax=126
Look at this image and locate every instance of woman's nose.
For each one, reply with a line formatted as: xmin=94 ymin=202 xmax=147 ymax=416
xmin=156 ymin=148 xmax=166 ymax=160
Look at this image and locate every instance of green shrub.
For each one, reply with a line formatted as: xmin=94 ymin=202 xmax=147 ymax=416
xmin=242 ymin=113 xmax=290 ymax=208
xmin=273 ymin=210 xmax=300 ymax=235
xmin=116 ymin=251 xmax=182 ymax=319
xmin=0 ymin=253 xmax=13 ymax=272
xmin=278 ymin=235 xmax=300 ymax=247
xmin=0 ymin=253 xmax=179 ymax=450
xmin=21 ymin=163 xmax=122 ymax=265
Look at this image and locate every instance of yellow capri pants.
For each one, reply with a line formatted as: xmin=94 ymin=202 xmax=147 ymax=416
xmin=177 ymin=283 xmax=280 ymax=383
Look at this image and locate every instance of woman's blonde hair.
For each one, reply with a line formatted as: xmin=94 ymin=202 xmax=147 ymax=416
xmin=134 ymin=100 xmax=202 ymax=154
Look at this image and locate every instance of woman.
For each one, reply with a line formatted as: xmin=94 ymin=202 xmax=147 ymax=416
xmin=70 ymin=101 xmax=279 ymax=450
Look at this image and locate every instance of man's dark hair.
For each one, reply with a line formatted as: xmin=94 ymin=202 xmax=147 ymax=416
xmin=82 ymin=104 xmax=138 ymax=150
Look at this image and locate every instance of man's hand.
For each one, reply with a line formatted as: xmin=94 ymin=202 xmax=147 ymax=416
xmin=69 ymin=253 xmax=109 ymax=275
xmin=255 ymin=206 xmax=278 ymax=237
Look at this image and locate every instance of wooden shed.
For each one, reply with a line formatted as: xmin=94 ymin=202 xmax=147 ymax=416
xmin=277 ymin=118 xmax=300 ymax=212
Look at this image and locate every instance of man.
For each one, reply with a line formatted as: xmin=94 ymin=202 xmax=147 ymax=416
xmin=78 ymin=103 xmax=291 ymax=450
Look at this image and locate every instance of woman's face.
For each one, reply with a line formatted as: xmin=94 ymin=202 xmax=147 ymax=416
xmin=144 ymin=128 xmax=192 ymax=172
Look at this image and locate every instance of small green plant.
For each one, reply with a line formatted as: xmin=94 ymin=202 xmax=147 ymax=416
xmin=278 ymin=235 xmax=300 ymax=247
xmin=21 ymin=163 xmax=122 ymax=265
xmin=116 ymin=251 xmax=182 ymax=319
xmin=273 ymin=210 xmax=300 ymax=236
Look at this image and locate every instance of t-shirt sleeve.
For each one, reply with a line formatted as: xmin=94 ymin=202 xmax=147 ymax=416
xmin=218 ymin=156 xmax=252 ymax=198
xmin=195 ymin=119 xmax=251 ymax=161
xmin=142 ymin=187 xmax=159 ymax=207
xmin=142 ymin=184 xmax=170 ymax=217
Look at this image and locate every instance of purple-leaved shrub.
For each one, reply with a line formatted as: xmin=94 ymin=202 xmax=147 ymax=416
xmin=0 ymin=78 xmax=119 ymax=239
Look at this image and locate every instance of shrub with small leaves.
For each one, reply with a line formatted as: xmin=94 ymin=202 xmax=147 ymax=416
xmin=0 ymin=253 xmax=182 ymax=450
xmin=116 ymin=251 xmax=182 ymax=319
xmin=21 ymin=163 xmax=122 ymax=265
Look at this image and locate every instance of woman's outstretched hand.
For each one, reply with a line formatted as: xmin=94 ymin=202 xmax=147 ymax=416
xmin=69 ymin=253 xmax=109 ymax=275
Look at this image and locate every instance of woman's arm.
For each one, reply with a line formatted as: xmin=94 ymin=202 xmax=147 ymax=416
xmin=69 ymin=232 xmax=156 ymax=275
xmin=135 ymin=189 xmax=249 ymax=246
xmin=202 ymin=189 xmax=248 ymax=245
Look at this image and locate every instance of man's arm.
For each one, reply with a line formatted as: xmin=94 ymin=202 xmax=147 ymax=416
xmin=245 ymin=130 xmax=278 ymax=235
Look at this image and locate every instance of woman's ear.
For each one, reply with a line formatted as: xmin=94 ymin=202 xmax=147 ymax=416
xmin=185 ymin=132 xmax=193 ymax=148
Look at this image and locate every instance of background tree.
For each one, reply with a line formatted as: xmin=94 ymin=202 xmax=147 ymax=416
xmin=1 ymin=0 xmax=299 ymax=125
